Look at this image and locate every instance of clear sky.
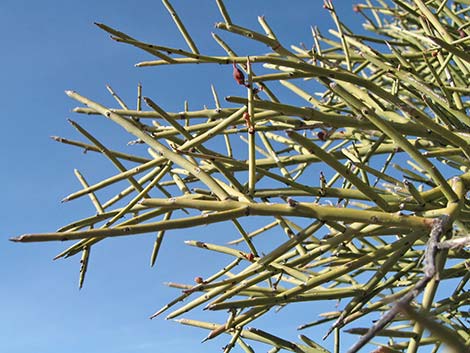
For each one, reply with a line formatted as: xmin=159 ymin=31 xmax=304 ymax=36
xmin=2 ymin=1 xmax=363 ymax=352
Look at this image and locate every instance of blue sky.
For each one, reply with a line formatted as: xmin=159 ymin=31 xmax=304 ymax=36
xmin=2 ymin=1 xmax=364 ymax=352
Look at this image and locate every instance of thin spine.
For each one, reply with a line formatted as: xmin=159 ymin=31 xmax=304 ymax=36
xmin=422 ymin=53 xmax=453 ymax=106
xmin=62 ymin=157 xmax=164 ymax=203
xmin=231 ymin=220 xmax=258 ymax=257
xmin=144 ymin=97 xmax=193 ymax=140
xmin=215 ymin=0 xmax=232 ymax=25
xmin=67 ymin=119 xmax=146 ymax=196
xmin=326 ymin=0 xmax=352 ymax=71
xmin=211 ymin=84 xmax=221 ymax=112
xmin=74 ymin=169 xmax=105 ymax=214
xmin=257 ymin=16 xmax=277 ymax=40
xmin=150 ymin=211 xmax=172 ymax=267
xmin=161 ymin=0 xmax=199 ymax=54
xmin=150 ymin=258 xmax=241 ymax=318
xmin=228 ymin=220 xmax=278 ymax=245
xmin=214 ymin=22 xmax=301 ymax=62
xmin=94 ymin=22 xmax=175 ymax=63
xmin=365 ymin=0 xmax=383 ymax=27
xmin=257 ymin=131 xmax=292 ymax=179
xmin=403 ymin=179 xmax=426 ymax=206
xmin=106 ymin=84 xmax=129 ymax=109
xmin=246 ymin=58 xmax=256 ymax=197
xmin=51 ymin=136 xmax=150 ymax=163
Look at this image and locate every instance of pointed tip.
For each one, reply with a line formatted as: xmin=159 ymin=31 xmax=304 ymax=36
xmin=65 ymin=90 xmax=74 ymax=96
xmin=149 ymin=309 xmax=165 ymax=319
xmin=9 ymin=236 xmax=22 ymax=242
xmin=322 ymin=327 xmax=334 ymax=340
xmin=61 ymin=197 xmax=70 ymax=203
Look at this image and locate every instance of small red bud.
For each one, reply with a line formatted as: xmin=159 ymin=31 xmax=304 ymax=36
xmin=317 ymin=130 xmax=326 ymax=141
xmin=245 ymin=253 xmax=255 ymax=261
xmin=194 ymin=276 xmax=204 ymax=284
xmin=287 ymin=197 xmax=298 ymax=207
xmin=353 ymin=4 xmax=361 ymax=12
xmin=232 ymin=63 xmax=246 ymax=86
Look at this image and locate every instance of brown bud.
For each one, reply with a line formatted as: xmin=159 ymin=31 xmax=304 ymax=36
xmin=317 ymin=130 xmax=326 ymax=141
xmin=244 ymin=253 xmax=255 ymax=261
